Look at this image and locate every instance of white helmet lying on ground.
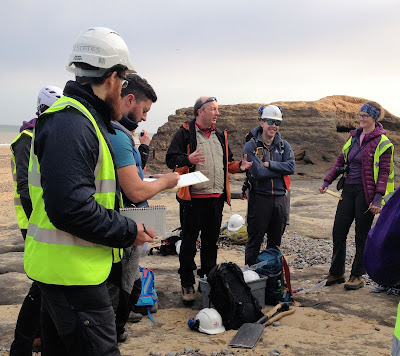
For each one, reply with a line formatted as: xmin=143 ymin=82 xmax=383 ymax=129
xmin=228 ymin=214 xmax=245 ymax=232
xmin=195 ymin=308 xmax=225 ymax=335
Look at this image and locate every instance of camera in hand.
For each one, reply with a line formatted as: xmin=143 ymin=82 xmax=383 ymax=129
xmin=336 ymin=164 xmax=349 ymax=176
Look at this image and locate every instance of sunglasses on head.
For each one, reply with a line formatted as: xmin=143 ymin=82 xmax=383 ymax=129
xmin=201 ymin=97 xmax=217 ymax=107
xmin=261 ymin=119 xmax=281 ymax=126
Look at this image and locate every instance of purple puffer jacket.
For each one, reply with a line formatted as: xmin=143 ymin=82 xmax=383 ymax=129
xmin=364 ymin=186 xmax=400 ymax=286
xmin=324 ymin=122 xmax=392 ymax=204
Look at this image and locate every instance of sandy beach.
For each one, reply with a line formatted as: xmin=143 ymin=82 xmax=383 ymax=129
xmin=0 ymin=145 xmax=398 ymax=356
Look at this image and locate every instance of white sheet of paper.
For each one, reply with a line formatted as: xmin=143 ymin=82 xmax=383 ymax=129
xmin=143 ymin=172 xmax=209 ymax=189
xmin=176 ymin=171 xmax=209 ymax=188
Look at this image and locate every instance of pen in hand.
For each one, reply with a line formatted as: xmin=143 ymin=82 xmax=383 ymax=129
xmin=173 ymin=165 xmax=178 ymax=172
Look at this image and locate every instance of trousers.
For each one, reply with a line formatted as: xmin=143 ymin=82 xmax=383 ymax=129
xmin=329 ymin=184 xmax=374 ymax=277
xmin=10 ymin=281 xmax=41 ymax=356
xmin=38 ymin=281 xmax=120 ymax=356
xmin=245 ymin=192 xmax=287 ymax=266
xmin=179 ymin=196 xmax=224 ymax=287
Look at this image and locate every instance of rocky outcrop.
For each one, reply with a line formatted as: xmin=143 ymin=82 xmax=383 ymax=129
xmin=147 ymin=95 xmax=400 ymax=182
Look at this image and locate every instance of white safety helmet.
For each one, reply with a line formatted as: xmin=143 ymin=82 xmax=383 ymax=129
xmin=259 ymin=105 xmax=283 ymax=121
xmin=228 ymin=214 xmax=245 ymax=232
xmin=37 ymin=86 xmax=63 ymax=115
xmin=195 ymin=308 xmax=226 ymax=335
xmin=243 ymin=270 xmax=261 ymax=283
xmin=67 ymin=27 xmax=136 ymax=77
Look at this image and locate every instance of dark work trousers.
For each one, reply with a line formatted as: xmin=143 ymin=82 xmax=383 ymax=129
xmin=179 ymin=196 xmax=225 ymax=287
xmin=245 ymin=192 xmax=287 ymax=266
xmin=329 ymin=184 xmax=374 ymax=277
xmin=38 ymin=281 xmax=120 ymax=356
xmin=113 ymin=278 xmax=142 ymax=337
xmin=10 ymin=281 xmax=41 ymax=356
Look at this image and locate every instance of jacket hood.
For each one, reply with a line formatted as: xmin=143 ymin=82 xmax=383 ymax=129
xmin=20 ymin=118 xmax=37 ymax=132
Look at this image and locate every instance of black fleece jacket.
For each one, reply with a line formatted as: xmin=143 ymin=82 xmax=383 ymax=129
xmin=33 ymin=81 xmax=137 ymax=248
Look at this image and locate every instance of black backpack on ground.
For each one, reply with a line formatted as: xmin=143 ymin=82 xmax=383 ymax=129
xmin=207 ymin=262 xmax=264 ymax=330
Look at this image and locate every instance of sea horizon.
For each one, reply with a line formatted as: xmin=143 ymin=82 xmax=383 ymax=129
xmin=0 ymin=125 xmax=20 ymax=146
xmin=0 ymin=124 xmax=154 ymax=147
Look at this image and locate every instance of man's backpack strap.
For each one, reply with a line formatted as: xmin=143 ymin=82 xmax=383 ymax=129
xmin=282 ymin=255 xmax=293 ymax=302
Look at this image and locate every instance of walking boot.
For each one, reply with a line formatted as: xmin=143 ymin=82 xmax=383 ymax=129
xmin=325 ymin=274 xmax=345 ymax=286
xmin=117 ymin=332 xmax=128 ymax=343
xmin=181 ymin=286 xmax=195 ymax=304
xmin=128 ymin=311 xmax=143 ymax=323
xmin=344 ymin=276 xmax=364 ymax=290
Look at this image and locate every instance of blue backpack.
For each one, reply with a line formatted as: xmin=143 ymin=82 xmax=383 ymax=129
xmin=135 ymin=266 xmax=158 ymax=321
xmin=255 ymin=248 xmax=294 ymax=306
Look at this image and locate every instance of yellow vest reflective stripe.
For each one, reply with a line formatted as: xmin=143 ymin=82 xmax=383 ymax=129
xmin=342 ymin=134 xmax=394 ymax=206
xmin=392 ymin=302 xmax=400 ymax=355
xmin=374 ymin=135 xmax=394 ymax=204
xmin=10 ymin=130 xmax=33 ymax=229
xmin=25 ymin=96 xmax=119 ymax=286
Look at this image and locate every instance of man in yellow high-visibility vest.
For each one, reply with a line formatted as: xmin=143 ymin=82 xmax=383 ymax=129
xmin=10 ymin=85 xmax=63 ymax=355
xmin=24 ymin=27 xmax=154 ymax=356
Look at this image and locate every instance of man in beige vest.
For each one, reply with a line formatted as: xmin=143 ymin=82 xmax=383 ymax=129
xmin=166 ymin=96 xmax=252 ymax=304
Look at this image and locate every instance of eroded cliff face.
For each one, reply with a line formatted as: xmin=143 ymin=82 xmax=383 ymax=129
xmin=147 ymin=95 xmax=400 ymax=181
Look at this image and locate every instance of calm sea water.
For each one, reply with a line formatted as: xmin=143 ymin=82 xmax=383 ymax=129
xmin=0 ymin=124 xmax=154 ymax=147
xmin=0 ymin=125 xmax=20 ymax=146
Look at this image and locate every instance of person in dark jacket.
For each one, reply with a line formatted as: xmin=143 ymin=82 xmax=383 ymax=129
xmin=9 ymin=86 xmax=62 ymax=356
xmin=24 ymin=27 xmax=155 ymax=356
xmin=243 ymin=105 xmax=295 ymax=266
xmin=108 ymin=74 xmax=179 ymax=342
xmin=166 ymin=96 xmax=252 ymax=304
xmin=319 ymin=101 xmax=394 ymax=290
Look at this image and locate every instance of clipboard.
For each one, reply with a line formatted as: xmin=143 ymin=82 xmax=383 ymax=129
xmin=120 ymin=205 xmax=166 ymax=236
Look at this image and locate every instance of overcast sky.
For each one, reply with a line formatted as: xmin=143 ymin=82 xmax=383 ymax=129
xmin=2 ymin=0 xmax=400 ymax=133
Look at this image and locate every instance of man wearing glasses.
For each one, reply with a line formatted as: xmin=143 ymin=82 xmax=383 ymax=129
xmin=243 ymin=105 xmax=295 ymax=266
xmin=166 ymin=96 xmax=252 ymax=304
xmin=23 ymin=27 xmax=155 ymax=355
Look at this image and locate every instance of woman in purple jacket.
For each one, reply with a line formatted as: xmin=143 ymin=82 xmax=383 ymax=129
xmin=319 ymin=101 xmax=394 ymax=290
